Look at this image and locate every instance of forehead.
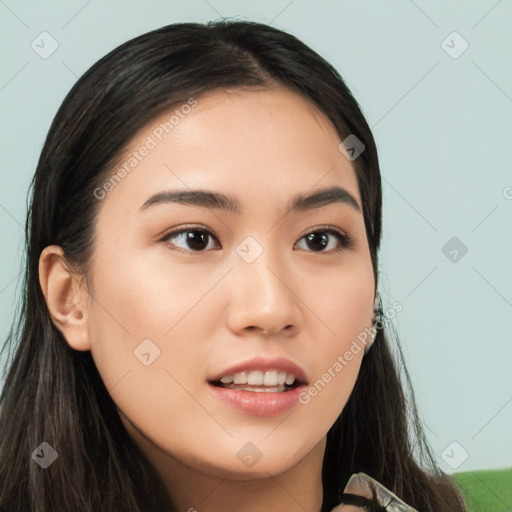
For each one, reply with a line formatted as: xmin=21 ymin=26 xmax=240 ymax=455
xmin=96 ymin=86 xmax=361 ymax=219
xmin=153 ymin=86 xmax=346 ymax=167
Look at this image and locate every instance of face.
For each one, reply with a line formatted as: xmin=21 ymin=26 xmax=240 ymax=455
xmin=78 ymin=87 xmax=375 ymax=478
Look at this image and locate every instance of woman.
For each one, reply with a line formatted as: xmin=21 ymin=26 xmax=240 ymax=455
xmin=0 ymin=20 xmax=469 ymax=511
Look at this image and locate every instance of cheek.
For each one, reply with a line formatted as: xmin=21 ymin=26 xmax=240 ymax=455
xmin=296 ymin=255 xmax=374 ymax=415
xmin=86 ymin=247 xmax=220 ymax=433
xmin=88 ymin=243 xmax=215 ymax=342
xmin=305 ymin=252 xmax=375 ymax=346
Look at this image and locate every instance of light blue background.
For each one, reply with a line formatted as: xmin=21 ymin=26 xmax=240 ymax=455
xmin=1 ymin=0 xmax=511 ymax=473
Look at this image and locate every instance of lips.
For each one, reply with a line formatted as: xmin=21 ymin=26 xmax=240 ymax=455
xmin=207 ymin=356 xmax=309 ymax=417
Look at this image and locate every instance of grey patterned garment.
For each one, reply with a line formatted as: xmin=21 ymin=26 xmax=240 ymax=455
xmin=331 ymin=472 xmax=419 ymax=511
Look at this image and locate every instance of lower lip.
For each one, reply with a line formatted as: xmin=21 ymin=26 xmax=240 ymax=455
xmin=208 ymin=384 xmax=306 ymax=418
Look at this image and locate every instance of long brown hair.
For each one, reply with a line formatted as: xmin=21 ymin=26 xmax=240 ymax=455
xmin=0 ymin=20 xmax=468 ymax=511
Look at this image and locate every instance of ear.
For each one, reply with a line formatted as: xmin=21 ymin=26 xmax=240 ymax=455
xmin=38 ymin=245 xmax=91 ymax=351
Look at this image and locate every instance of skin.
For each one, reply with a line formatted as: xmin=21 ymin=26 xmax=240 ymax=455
xmin=39 ymin=87 xmax=375 ymax=512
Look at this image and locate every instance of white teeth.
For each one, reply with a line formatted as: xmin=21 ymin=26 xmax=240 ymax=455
xmin=263 ymin=370 xmax=279 ymax=386
xmin=233 ymin=371 xmax=247 ymax=384
xmin=217 ymin=370 xmax=297 ymax=387
xmin=222 ymin=385 xmax=285 ymax=392
xmin=285 ymin=374 xmax=296 ymax=386
xmin=247 ymin=370 xmax=263 ymax=385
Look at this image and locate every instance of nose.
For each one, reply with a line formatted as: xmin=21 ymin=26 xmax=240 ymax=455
xmin=225 ymin=242 xmax=302 ymax=338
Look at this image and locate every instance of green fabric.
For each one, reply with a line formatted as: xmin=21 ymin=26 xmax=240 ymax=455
xmin=453 ymin=467 xmax=512 ymax=512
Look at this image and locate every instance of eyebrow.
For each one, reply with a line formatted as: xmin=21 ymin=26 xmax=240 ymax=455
xmin=139 ymin=185 xmax=361 ymax=215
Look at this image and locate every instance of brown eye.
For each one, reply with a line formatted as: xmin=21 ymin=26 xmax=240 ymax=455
xmin=161 ymin=227 xmax=220 ymax=252
xmin=295 ymin=227 xmax=354 ymax=253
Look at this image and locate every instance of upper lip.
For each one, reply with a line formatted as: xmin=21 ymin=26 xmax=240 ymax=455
xmin=208 ymin=356 xmax=309 ymax=384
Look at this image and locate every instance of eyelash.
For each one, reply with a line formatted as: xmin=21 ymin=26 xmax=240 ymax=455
xmin=160 ymin=224 xmax=354 ymax=254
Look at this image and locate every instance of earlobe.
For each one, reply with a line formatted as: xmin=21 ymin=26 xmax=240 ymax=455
xmin=38 ymin=245 xmax=91 ymax=351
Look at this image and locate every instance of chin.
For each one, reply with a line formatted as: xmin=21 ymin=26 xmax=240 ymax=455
xmin=208 ymin=456 xmax=301 ymax=481
xmin=174 ymin=439 xmax=311 ymax=481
